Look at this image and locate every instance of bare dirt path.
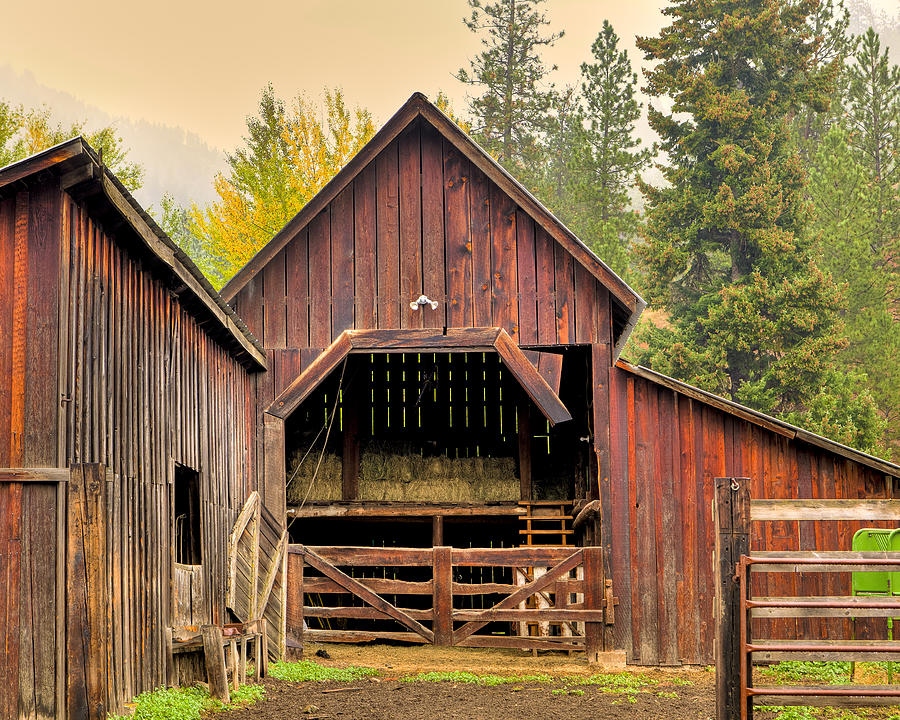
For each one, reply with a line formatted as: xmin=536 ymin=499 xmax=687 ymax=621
xmin=218 ymin=644 xmax=717 ymax=720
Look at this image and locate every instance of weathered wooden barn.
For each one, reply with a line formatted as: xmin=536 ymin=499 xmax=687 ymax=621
xmin=1 ymin=92 xmax=898 ymax=718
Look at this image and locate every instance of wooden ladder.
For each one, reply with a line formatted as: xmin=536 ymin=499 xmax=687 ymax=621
xmin=518 ymin=500 xmax=574 ymax=546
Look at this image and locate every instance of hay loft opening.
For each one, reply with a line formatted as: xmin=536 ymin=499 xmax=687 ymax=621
xmin=279 ymin=339 xmax=593 ymax=551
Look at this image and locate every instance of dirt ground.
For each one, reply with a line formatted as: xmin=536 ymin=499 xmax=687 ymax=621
xmin=220 ymin=643 xmax=717 ymax=720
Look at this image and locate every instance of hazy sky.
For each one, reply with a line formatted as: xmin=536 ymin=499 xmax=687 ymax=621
xmin=1 ymin=0 xmax=677 ymax=150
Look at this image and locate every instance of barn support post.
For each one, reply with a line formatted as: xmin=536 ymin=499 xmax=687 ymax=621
xmin=433 ymin=546 xmax=453 ymax=645
xmin=714 ymin=477 xmax=750 ymax=720
xmin=286 ymin=550 xmax=304 ymax=660
xmin=583 ymin=546 xmax=604 ymax=663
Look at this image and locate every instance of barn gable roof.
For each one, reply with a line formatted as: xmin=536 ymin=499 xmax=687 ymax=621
xmin=221 ymin=92 xmax=646 ymax=356
xmin=0 ymin=137 xmax=267 ymax=370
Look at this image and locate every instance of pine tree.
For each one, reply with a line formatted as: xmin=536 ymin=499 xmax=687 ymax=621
xmin=845 ymin=28 xmax=900 ymax=277
xmin=792 ymin=0 xmax=855 ymax=164
xmin=807 ymin=127 xmax=892 ymax=455
xmin=633 ymin=0 xmax=852 ymax=430
xmin=577 ymin=20 xmax=651 ymax=278
xmin=456 ymin=0 xmax=562 ymax=183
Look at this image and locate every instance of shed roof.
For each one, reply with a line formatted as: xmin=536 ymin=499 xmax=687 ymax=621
xmin=221 ymin=92 xmax=646 ymax=357
xmin=617 ymin=360 xmax=900 ymax=478
xmin=0 ymin=138 xmax=267 ymax=370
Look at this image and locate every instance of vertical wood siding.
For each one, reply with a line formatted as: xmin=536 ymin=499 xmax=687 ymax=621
xmin=51 ymin=194 xmax=257 ymax=702
xmin=231 ymin=121 xmax=610 ymax=353
xmin=607 ymin=366 xmax=894 ymax=666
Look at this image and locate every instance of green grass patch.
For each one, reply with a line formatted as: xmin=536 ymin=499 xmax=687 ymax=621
xmin=269 ymin=659 xmax=379 ymax=683
xmin=107 ymin=683 xmax=264 ymax=720
xmin=399 ymin=670 xmax=553 ymax=686
xmin=759 ymin=661 xmax=850 ymax=685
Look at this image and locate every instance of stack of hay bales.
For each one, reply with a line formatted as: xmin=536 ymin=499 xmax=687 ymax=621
xmin=285 ymin=440 xmax=519 ymax=504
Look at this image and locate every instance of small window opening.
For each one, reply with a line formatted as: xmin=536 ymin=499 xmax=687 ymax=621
xmin=173 ymin=464 xmax=202 ymax=565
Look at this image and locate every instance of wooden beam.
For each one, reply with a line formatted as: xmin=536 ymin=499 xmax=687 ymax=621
xmin=493 ymin=329 xmax=571 ymax=425
xmin=348 ymin=327 xmax=500 ymax=351
xmin=517 ymin=403 xmax=532 ymax=501
xmin=266 ymin=332 xmax=352 ymax=419
xmin=0 ymin=468 xmax=70 ymax=483
xmin=0 ymin=138 xmax=86 ymax=188
xmin=286 ymin=502 xmax=525 ymax=518
xmin=751 ymin=499 xmax=900 ymax=521
xmin=200 ymin=625 xmax=230 ymax=703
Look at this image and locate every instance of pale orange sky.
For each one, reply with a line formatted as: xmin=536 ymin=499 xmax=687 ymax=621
xmin=1 ymin=0 xmax=674 ymax=150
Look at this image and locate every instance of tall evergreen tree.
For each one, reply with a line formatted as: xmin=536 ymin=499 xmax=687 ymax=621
xmin=633 ymin=0 xmax=859 ymax=437
xmin=456 ymin=0 xmax=562 ymax=183
xmin=577 ymin=20 xmax=651 ymax=277
xmin=807 ymin=127 xmax=892 ymax=454
xmin=845 ymin=28 xmax=900 ymax=270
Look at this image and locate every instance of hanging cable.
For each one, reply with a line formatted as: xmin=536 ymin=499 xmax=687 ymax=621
xmin=288 ymin=358 xmax=347 ymax=531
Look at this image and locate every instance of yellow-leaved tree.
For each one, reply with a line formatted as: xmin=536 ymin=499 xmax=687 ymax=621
xmin=189 ymin=86 xmax=375 ymax=288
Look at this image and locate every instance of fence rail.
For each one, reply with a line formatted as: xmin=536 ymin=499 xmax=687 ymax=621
xmin=285 ymin=544 xmax=612 ymax=660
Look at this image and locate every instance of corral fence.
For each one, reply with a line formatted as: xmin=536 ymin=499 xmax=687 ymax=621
xmin=286 ymin=544 xmax=615 ymax=659
xmin=715 ymin=477 xmax=900 ymax=719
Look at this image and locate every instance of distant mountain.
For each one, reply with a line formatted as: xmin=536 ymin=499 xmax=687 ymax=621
xmin=0 ymin=65 xmax=226 ymax=211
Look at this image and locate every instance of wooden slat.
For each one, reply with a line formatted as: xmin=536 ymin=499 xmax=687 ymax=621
xmin=443 ymin=141 xmax=472 ymax=328
xmin=470 ymin=167 xmax=493 ymax=328
xmin=330 ymin=187 xmax=355 ymax=338
xmin=348 ymin=327 xmax=500 ymax=351
xmin=354 ymin=166 xmax=377 ymax=329
xmin=750 ymin=596 xmax=900 ymax=618
xmin=420 ymin=123 xmax=446 ymax=329
xmin=376 ymin=139 xmax=401 ymax=328
xmin=398 ymin=125 xmax=423 ymax=330
xmin=750 ymin=687 xmax=900 ymax=707
xmin=293 ymin=545 xmax=433 ymax=567
xmin=308 ymin=209 xmax=332 ymax=348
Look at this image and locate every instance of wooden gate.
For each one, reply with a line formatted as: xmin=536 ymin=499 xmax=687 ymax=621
xmin=226 ymin=492 xmax=287 ymax=659
xmin=714 ymin=478 xmax=900 ymax=719
xmin=286 ymin=544 xmax=612 ymax=660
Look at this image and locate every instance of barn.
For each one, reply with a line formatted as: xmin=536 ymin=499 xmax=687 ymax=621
xmin=0 ymin=92 xmax=897 ymax=718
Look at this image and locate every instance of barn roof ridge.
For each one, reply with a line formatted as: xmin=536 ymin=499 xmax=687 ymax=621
xmin=219 ymin=92 xmax=646 ymax=356
xmin=617 ymin=359 xmax=900 ymax=477
xmin=0 ymin=136 xmax=267 ymax=371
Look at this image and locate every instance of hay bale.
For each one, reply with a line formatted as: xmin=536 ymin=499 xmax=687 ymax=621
xmin=286 ymin=449 xmax=342 ymax=503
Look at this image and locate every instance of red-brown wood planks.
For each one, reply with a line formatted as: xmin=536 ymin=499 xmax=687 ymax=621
xmin=308 ymin=210 xmax=332 ymax=348
xmin=420 ymin=124 xmax=446 ymax=329
xmin=489 ymin=185 xmax=518 ymax=339
xmin=376 ymin=140 xmax=401 ymax=329
xmin=443 ymin=142 xmax=473 ymax=328
xmin=470 ymin=168 xmax=493 ymax=328
xmin=398 ymin=125 xmax=423 ymax=330
xmin=330 ymin=187 xmax=355 ymax=339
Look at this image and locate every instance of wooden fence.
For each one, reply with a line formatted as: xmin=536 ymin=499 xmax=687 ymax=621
xmin=715 ymin=478 xmax=900 ymax=719
xmin=286 ymin=544 xmax=611 ymax=660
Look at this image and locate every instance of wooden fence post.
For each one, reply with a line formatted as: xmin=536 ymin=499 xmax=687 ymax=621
xmin=286 ymin=550 xmax=304 ymax=660
xmin=584 ymin=546 xmax=604 ymax=664
xmin=433 ymin=546 xmax=452 ymax=645
xmin=66 ymin=463 xmax=109 ymax=720
xmin=714 ymin=477 xmax=750 ymax=720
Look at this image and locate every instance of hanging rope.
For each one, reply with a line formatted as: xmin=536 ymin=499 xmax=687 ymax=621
xmin=287 ymin=358 xmax=347 ymax=531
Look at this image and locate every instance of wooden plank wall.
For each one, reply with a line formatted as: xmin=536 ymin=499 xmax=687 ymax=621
xmin=0 ymin=479 xmax=61 ymax=720
xmin=54 ymin=194 xmax=257 ymax=706
xmin=607 ymin=366 xmax=895 ymax=667
xmin=0 ymin=186 xmax=62 ymax=468
xmin=230 ymin=120 xmax=611 ymax=355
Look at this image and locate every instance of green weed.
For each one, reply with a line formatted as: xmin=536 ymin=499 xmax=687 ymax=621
xmin=107 ymin=683 xmax=264 ymax=720
xmin=759 ymin=661 xmax=850 ymax=685
xmin=268 ymin=660 xmax=379 ymax=683
xmin=400 ymin=670 xmax=552 ymax=686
